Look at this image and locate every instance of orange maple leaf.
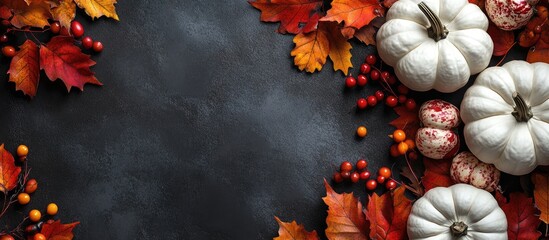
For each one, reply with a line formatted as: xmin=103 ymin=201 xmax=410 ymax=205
xmin=320 ymin=0 xmax=385 ymax=31
xmin=422 ymin=157 xmax=453 ymax=192
xmin=1 ymin=0 xmax=51 ymax=28
xmin=323 ymin=179 xmax=369 ymax=240
xmin=8 ymin=40 xmax=40 ymax=98
xmin=532 ymin=172 xmax=549 ymax=224
xmin=366 ymin=186 xmax=412 ymax=239
xmin=274 ymin=216 xmax=319 ymax=240
xmin=41 ymin=220 xmax=80 ymax=240
xmin=249 ymin=0 xmax=323 ymax=34
xmin=0 ymin=144 xmax=22 ymax=193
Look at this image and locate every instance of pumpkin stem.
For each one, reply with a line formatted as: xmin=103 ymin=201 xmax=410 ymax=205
xmin=512 ymin=92 xmax=533 ymax=122
xmin=450 ymin=221 xmax=468 ymax=237
xmin=418 ymin=2 xmax=448 ymax=41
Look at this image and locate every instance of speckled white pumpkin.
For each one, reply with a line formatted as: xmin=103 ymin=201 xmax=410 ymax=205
xmin=486 ymin=0 xmax=537 ymax=30
xmin=451 ymin=151 xmax=500 ymax=192
xmin=416 ymin=100 xmax=460 ymax=159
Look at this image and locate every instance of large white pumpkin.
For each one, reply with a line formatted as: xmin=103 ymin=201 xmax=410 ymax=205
xmin=461 ymin=61 xmax=549 ymax=175
xmin=376 ymin=0 xmax=493 ymax=93
xmin=407 ymin=184 xmax=507 ymax=239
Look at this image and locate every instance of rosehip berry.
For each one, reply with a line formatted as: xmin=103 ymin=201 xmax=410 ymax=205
xmin=386 ymin=179 xmax=397 ymax=190
xmin=366 ymin=179 xmax=377 ymax=190
xmin=392 ymin=129 xmax=406 ymax=143
xmin=386 ymin=75 xmax=397 ymax=85
xmin=377 ymin=175 xmax=386 ymax=184
xmin=82 ymin=36 xmax=93 ymax=49
xmin=341 ymin=171 xmax=351 ymax=179
xmin=378 ymin=167 xmax=392 ymax=178
xmin=17 ymin=193 xmax=30 ymax=205
xmin=345 ymin=76 xmax=357 ymax=88
xmin=360 ymin=171 xmax=371 ymax=180
xmin=367 ymin=96 xmax=377 ymax=107
xmin=50 ymin=22 xmax=61 ymax=34
xmin=356 ymin=159 xmax=368 ymax=170
xmin=397 ymin=84 xmax=409 ymax=95
xmin=357 ymin=98 xmax=367 ymax=109
xmin=385 ymin=95 xmax=398 ymax=107
xmin=390 ymin=144 xmax=400 ymax=157
xmin=0 ymin=35 xmax=7 ymax=43
xmin=398 ymin=95 xmax=407 ymax=104
xmin=47 ymin=203 xmax=58 ymax=215
xmin=360 ymin=63 xmax=371 ymax=74
xmin=380 ymin=71 xmax=390 ymax=81
xmin=404 ymin=139 xmax=415 ymax=149
xmin=398 ymin=142 xmax=409 ymax=155
xmin=357 ymin=74 xmax=368 ymax=86
xmin=374 ymin=90 xmax=384 ymax=101
xmin=356 ymin=126 xmax=367 ymax=138
xmin=25 ymin=179 xmax=38 ymax=194
xmin=350 ymin=172 xmax=360 ymax=183
xmin=405 ymin=98 xmax=417 ymax=110
xmin=340 ymin=161 xmax=353 ymax=172
xmin=365 ymin=54 xmax=377 ymax=65
xmin=92 ymin=41 xmax=104 ymax=52
xmin=333 ymin=172 xmax=343 ymax=183
xmin=17 ymin=144 xmax=28 ymax=158
xmin=370 ymin=70 xmax=380 ymax=81
xmin=2 ymin=46 xmax=16 ymax=58
xmin=70 ymin=21 xmax=84 ymax=38
xmin=29 ymin=209 xmax=41 ymax=222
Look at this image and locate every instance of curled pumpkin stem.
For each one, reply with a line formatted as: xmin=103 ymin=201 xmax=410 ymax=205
xmin=450 ymin=221 xmax=468 ymax=237
xmin=418 ymin=2 xmax=448 ymax=41
xmin=512 ymin=92 xmax=533 ymax=122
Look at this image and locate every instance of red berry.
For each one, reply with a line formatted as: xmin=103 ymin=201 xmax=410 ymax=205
xmin=340 ymin=161 xmax=353 ymax=172
xmin=367 ymin=96 xmax=377 ymax=107
xmin=70 ymin=21 xmax=84 ymax=38
xmin=366 ymin=179 xmax=377 ymax=190
xmin=370 ymin=70 xmax=380 ymax=81
xmin=345 ymin=76 xmax=357 ymax=88
xmin=386 ymin=179 xmax=397 ymax=190
xmin=386 ymin=75 xmax=397 ymax=85
xmin=534 ymin=25 xmax=542 ymax=34
xmin=397 ymin=84 xmax=409 ymax=95
xmin=333 ymin=172 xmax=343 ymax=183
xmin=2 ymin=46 xmax=16 ymax=58
xmin=50 ymin=22 xmax=61 ymax=34
xmin=374 ymin=90 xmax=384 ymax=101
xmin=408 ymin=151 xmax=418 ymax=161
xmin=0 ymin=35 xmax=7 ymax=43
xmin=385 ymin=95 xmax=398 ymax=107
xmin=380 ymin=71 xmax=390 ymax=81
xmin=360 ymin=63 xmax=371 ymax=74
xmin=357 ymin=74 xmax=368 ymax=86
xmin=365 ymin=54 xmax=377 ymax=65
xmin=350 ymin=172 xmax=360 ymax=183
xmin=356 ymin=159 xmax=368 ymax=170
xmin=398 ymin=95 xmax=407 ymax=104
xmin=378 ymin=167 xmax=392 ymax=178
xmin=341 ymin=171 xmax=351 ymax=179
xmin=82 ymin=36 xmax=93 ymax=49
xmin=92 ymin=41 xmax=104 ymax=52
xmin=357 ymin=98 xmax=368 ymax=109
xmin=377 ymin=175 xmax=386 ymax=184
xmin=405 ymin=98 xmax=417 ymax=110
xmin=360 ymin=171 xmax=371 ymax=180
xmin=390 ymin=144 xmax=400 ymax=157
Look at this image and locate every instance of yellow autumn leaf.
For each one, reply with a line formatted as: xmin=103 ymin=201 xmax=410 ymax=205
xmin=74 ymin=0 xmax=119 ymax=20
xmin=325 ymin=22 xmax=352 ymax=75
xmin=290 ymin=23 xmax=329 ymax=73
xmin=50 ymin=0 xmax=76 ymax=29
xmin=1 ymin=0 xmax=51 ymax=28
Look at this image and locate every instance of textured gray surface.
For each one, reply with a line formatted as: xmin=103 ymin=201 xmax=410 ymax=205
xmin=0 ymin=1 xmax=524 ymax=239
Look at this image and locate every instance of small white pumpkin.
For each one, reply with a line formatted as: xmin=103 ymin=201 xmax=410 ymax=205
xmin=376 ymin=0 xmax=493 ymax=93
xmin=461 ymin=60 xmax=549 ymax=175
xmin=407 ymin=184 xmax=507 ymax=239
xmin=451 ymin=151 xmax=500 ymax=192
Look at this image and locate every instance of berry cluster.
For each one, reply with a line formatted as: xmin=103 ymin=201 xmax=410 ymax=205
xmin=332 ymin=160 xmax=398 ymax=191
xmin=0 ymin=20 xmax=104 ymax=59
xmin=389 ymin=129 xmax=417 ymax=161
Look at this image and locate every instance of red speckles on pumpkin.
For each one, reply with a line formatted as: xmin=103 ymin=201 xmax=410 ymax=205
xmin=419 ymin=100 xmax=460 ymax=130
xmin=416 ymin=99 xmax=461 ymax=160
xmin=451 ymin=151 xmax=500 ymax=192
xmin=486 ymin=0 xmax=534 ymax=30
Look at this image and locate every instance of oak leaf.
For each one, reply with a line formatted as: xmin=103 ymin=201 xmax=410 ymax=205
xmin=321 ymin=0 xmax=385 ymax=31
xmin=366 ymin=186 xmax=412 ymax=239
xmin=274 ymin=216 xmax=319 ymax=240
xmin=40 ymin=36 xmax=102 ymax=91
xmin=0 ymin=144 xmax=22 ymax=193
xmin=41 ymin=220 xmax=80 ymax=240
xmin=488 ymin=22 xmax=515 ymax=56
xmin=325 ymin=22 xmax=352 ymax=75
xmin=532 ymin=172 xmax=549 ymax=224
xmin=74 ymin=0 xmax=119 ymax=20
xmin=50 ymin=0 xmax=77 ymax=30
xmin=249 ymin=0 xmax=322 ymax=34
xmin=422 ymin=157 xmax=453 ymax=192
xmin=389 ymin=106 xmax=420 ymax=140
xmin=323 ymin=179 xmax=369 ymax=240
xmin=8 ymin=40 xmax=40 ymax=98
xmin=496 ymin=192 xmax=542 ymax=240
xmin=2 ymin=0 xmax=51 ymax=28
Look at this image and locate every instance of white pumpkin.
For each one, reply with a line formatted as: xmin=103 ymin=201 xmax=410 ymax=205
xmin=376 ymin=0 xmax=493 ymax=93
xmin=486 ymin=0 xmax=537 ymax=30
xmin=461 ymin=61 xmax=549 ymax=175
xmin=407 ymin=184 xmax=507 ymax=239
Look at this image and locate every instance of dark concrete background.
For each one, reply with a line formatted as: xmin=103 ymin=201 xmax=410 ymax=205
xmin=0 ymin=1 xmax=525 ymax=239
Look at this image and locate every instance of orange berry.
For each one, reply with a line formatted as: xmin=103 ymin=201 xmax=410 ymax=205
xmin=392 ymin=129 xmax=406 ymax=142
xmin=17 ymin=193 xmax=30 ymax=205
xmin=378 ymin=167 xmax=392 ymax=178
xmin=29 ymin=209 xmax=41 ymax=222
xmin=25 ymin=179 xmax=38 ymax=194
xmin=390 ymin=144 xmax=400 ymax=157
xmin=398 ymin=142 xmax=409 ymax=155
xmin=356 ymin=126 xmax=367 ymax=138
xmin=404 ymin=139 xmax=415 ymax=149
xmin=17 ymin=144 xmax=28 ymax=158
xmin=46 ymin=203 xmax=58 ymax=215
xmin=33 ymin=233 xmax=46 ymax=240
xmin=0 ymin=234 xmax=15 ymax=240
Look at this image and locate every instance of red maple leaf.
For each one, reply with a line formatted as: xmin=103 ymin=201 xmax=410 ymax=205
xmin=421 ymin=157 xmax=453 ymax=192
xmin=41 ymin=220 xmax=80 ymax=240
xmin=366 ymin=186 xmax=412 ymax=239
xmin=249 ymin=0 xmax=323 ymax=34
xmin=274 ymin=216 xmax=319 ymax=240
xmin=488 ymin=22 xmax=515 ymax=57
xmin=323 ymin=179 xmax=369 ymax=239
xmin=389 ymin=106 xmax=420 ymax=140
xmin=496 ymin=192 xmax=542 ymax=240
xmin=321 ymin=0 xmax=385 ymax=31
xmin=0 ymin=144 xmax=21 ymax=193
xmin=40 ymin=36 xmax=102 ymax=91
xmin=8 ymin=40 xmax=40 ymax=97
